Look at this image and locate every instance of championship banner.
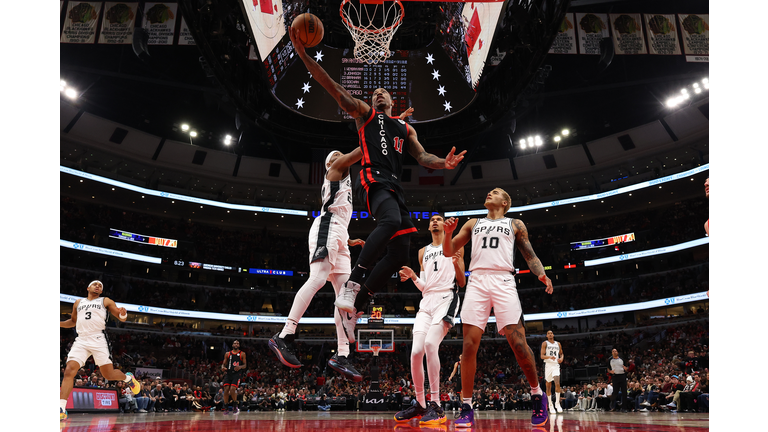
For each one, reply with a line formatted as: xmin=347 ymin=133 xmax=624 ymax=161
xmin=61 ymin=2 xmax=103 ymax=44
xmin=575 ymin=13 xmax=610 ymax=55
xmin=548 ymin=13 xmax=577 ymax=54
xmin=644 ymin=14 xmax=682 ymax=55
xmin=678 ymin=14 xmax=709 ymax=62
xmin=178 ymin=16 xmax=196 ymax=45
xmin=98 ymin=2 xmax=138 ymax=44
xmin=610 ymin=13 xmax=647 ymax=55
xmin=143 ymin=2 xmax=177 ymax=45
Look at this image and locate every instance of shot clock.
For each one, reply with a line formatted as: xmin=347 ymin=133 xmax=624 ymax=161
xmin=368 ymin=304 xmax=384 ymax=329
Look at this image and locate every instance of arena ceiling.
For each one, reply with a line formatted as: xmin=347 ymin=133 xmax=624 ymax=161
xmin=60 ymin=0 xmax=708 ymax=167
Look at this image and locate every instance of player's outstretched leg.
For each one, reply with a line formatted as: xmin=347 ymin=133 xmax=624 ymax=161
xmin=504 ymin=322 xmax=548 ymax=426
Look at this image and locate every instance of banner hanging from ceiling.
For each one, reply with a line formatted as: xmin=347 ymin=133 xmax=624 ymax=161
xmin=678 ymin=14 xmax=709 ymax=62
xmin=575 ymin=12 xmax=610 ymax=55
xmin=98 ymin=2 xmax=138 ymax=44
xmin=549 ymin=13 xmax=577 ymax=55
xmin=144 ymin=2 xmax=178 ymax=45
xmin=610 ymin=13 xmax=648 ymax=55
xmin=61 ymin=1 xmax=103 ymax=44
xmin=644 ymin=14 xmax=682 ymax=55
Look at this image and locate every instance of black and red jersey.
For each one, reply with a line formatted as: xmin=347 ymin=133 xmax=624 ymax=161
xmin=357 ymin=108 xmax=411 ymax=185
xmin=225 ymin=350 xmax=244 ymax=374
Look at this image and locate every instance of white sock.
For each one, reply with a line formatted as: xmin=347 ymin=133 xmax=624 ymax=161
xmin=556 ymin=393 xmax=561 ymax=405
xmin=463 ymin=397 xmax=472 ymax=406
xmin=60 ymin=399 xmax=68 ymax=411
xmin=431 ymin=392 xmax=439 ymax=405
xmin=279 ymin=320 xmax=298 ymax=339
xmin=123 ymin=374 xmax=132 ymax=382
xmin=531 ymin=385 xmax=542 ymax=395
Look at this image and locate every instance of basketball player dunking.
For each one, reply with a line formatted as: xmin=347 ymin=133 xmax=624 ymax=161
xmin=541 ymin=330 xmax=564 ymax=413
xmin=269 ymin=149 xmax=366 ymax=382
xmin=59 ymin=280 xmax=141 ymax=421
xmin=442 ymin=188 xmax=554 ymax=428
xmin=289 ymin=27 xmax=466 ymax=330
xmin=394 ymin=214 xmax=465 ymax=425
xmin=221 ymin=340 xmax=246 ymax=414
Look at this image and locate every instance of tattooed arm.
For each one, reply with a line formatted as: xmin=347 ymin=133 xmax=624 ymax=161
xmin=406 ymin=126 xmax=466 ymax=169
xmin=512 ymin=218 xmax=554 ymax=294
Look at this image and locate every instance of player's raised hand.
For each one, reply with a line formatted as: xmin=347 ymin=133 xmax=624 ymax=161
xmin=399 ymin=266 xmax=416 ymax=282
xmin=348 ymin=238 xmax=365 ymax=248
xmin=399 ymin=107 xmax=414 ymax=120
xmin=443 ymin=217 xmax=459 ymax=235
xmin=444 ymin=147 xmax=467 ymax=169
xmin=539 ymin=274 xmax=554 ymax=294
xmin=452 ymin=252 xmax=462 ymax=265
xmin=289 ymin=27 xmax=306 ymax=57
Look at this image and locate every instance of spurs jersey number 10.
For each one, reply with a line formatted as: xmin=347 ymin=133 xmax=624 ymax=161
xmin=319 ymin=174 xmax=353 ymax=229
xmin=545 ymin=340 xmax=560 ymax=364
xmin=421 ymin=244 xmax=455 ymax=294
xmin=76 ymin=297 xmax=109 ymax=337
xmin=469 ymin=217 xmax=516 ymax=273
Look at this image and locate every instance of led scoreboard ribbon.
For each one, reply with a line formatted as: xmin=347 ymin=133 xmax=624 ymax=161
xmin=109 ymin=229 xmax=178 ymax=248
xmin=571 ymin=232 xmax=635 ymax=250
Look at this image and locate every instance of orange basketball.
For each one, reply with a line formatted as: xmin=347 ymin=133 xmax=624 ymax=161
xmin=291 ymin=13 xmax=324 ymax=48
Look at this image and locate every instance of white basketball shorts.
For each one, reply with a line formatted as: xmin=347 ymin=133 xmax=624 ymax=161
xmin=308 ymin=219 xmax=351 ymax=276
xmin=545 ymin=363 xmax=561 ymax=382
xmin=66 ymin=333 xmax=113 ymax=367
xmin=460 ymin=271 xmax=521 ymax=336
xmin=413 ymin=290 xmax=460 ymax=334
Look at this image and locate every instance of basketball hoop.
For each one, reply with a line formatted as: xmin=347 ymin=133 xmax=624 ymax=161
xmin=340 ymin=0 xmax=405 ymax=64
xmin=371 ymin=345 xmax=382 ymax=357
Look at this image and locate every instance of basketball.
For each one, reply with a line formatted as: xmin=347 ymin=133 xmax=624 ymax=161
xmin=291 ymin=13 xmax=324 ymax=48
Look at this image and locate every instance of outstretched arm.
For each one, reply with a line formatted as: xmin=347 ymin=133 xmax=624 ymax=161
xmin=442 ymin=218 xmax=474 ymax=258
xmin=60 ymin=300 xmax=79 ymax=328
xmin=405 ymin=127 xmax=466 ymax=170
xmin=290 ymin=27 xmax=369 ymax=119
xmin=103 ymin=297 xmax=128 ymax=322
xmin=327 ymin=147 xmax=363 ymax=181
xmin=512 ymin=219 xmax=553 ymax=294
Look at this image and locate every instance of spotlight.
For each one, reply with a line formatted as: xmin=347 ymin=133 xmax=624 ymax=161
xmin=561 ymin=129 xmax=570 ymax=136
xmin=519 ymin=139 xmax=526 ymax=146
xmin=181 ymin=124 xmax=190 ymax=131
xmin=534 ymin=136 xmax=542 ymax=146
xmin=224 ymin=135 xmax=232 ymax=145
xmin=64 ymin=88 xmax=78 ymax=99
xmin=667 ymin=98 xmax=679 ymax=107
xmin=680 ymin=88 xmax=688 ymax=94
xmin=554 ymin=136 xmax=561 ymax=142
xmin=702 ymin=78 xmax=708 ymax=84
xmin=190 ymin=131 xmax=198 ymax=137
xmin=527 ymin=137 xmax=534 ymax=144
xmin=694 ymin=88 xmax=702 ymax=94
xmin=692 ymin=83 xmax=699 ymax=88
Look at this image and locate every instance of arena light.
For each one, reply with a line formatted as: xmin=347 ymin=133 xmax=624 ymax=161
xmin=534 ymin=136 xmax=543 ymax=147
xmin=64 ymin=88 xmax=78 ymax=99
xmin=224 ymin=135 xmax=232 ymax=145
xmin=189 ymin=131 xmax=198 ymax=137
xmin=561 ymin=129 xmax=569 ymax=136
xmin=181 ymin=124 xmax=190 ymax=131
xmin=519 ymin=139 xmax=526 ymax=147
xmin=554 ymin=136 xmax=561 ymax=142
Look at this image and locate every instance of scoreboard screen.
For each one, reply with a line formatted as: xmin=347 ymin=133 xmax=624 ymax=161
xmin=109 ymin=229 xmax=177 ymax=248
xmin=570 ymin=233 xmax=636 ymax=251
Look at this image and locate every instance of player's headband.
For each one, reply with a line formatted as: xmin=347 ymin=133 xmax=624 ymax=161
xmin=89 ymin=280 xmax=103 ymax=288
xmin=325 ymin=150 xmax=341 ymax=169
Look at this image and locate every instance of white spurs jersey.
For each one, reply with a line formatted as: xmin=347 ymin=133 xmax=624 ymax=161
xmin=317 ymin=173 xmax=353 ymax=230
xmin=469 ymin=217 xmax=516 ymax=272
xmin=544 ymin=340 xmax=560 ymax=364
xmin=420 ymin=244 xmax=456 ymax=295
xmin=76 ymin=297 xmax=109 ymax=337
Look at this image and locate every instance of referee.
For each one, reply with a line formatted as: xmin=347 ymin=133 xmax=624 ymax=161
xmin=607 ymin=348 xmax=628 ymax=412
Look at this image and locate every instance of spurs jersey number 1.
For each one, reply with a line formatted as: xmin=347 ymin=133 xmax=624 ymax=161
xmin=318 ymin=174 xmax=353 ymax=229
xmin=469 ymin=217 xmax=516 ymax=273
xmin=76 ymin=297 xmax=108 ymax=337
xmin=545 ymin=340 xmax=560 ymax=364
xmin=421 ymin=244 xmax=455 ymax=294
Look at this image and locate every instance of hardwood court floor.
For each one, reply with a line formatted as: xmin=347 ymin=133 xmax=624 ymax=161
xmin=61 ymin=410 xmax=710 ymax=432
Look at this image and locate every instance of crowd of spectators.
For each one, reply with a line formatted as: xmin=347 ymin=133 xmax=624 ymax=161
xmin=61 ymin=319 xmax=708 ymax=414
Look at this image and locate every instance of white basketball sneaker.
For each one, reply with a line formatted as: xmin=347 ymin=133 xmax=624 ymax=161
xmin=335 ymin=280 xmax=360 ymax=313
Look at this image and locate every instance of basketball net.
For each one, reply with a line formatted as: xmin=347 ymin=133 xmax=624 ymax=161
xmin=371 ymin=345 xmax=382 ymax=357
xmin=340 ymin=0 xmax=405 ymax=64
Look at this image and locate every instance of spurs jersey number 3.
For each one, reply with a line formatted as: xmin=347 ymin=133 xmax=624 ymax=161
xmin=421 ymin=244 xmax=455 ymax=294
xmin=469 ymin=217 xmax=516 ymax=273
xmin=76 ymin=297 xmax=108 ymax=336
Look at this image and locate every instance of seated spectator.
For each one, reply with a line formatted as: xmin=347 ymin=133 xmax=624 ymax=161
xmin=214 ymin=388 xmax=225 ymax=411
xmin=151 ymin=384 xmax=167 ymax=412
xmin=696 ymin=373 xmax=709 ymax=413
xmin=676 ymin=375 xmax=700 ymax=412
xmin=135 ymin=383 xmax=153 ymax=413
xmin=117 ymin=381 xmax=138 ymax=413
xmin=318 ymin=394 xmax=331 ymax=411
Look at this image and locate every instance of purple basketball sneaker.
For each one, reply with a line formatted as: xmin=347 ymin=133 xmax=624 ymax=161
xmin=531 ymin=391 xmax=549 ymax=427
xmin=454 ymin=403 xmax=474 ymax=428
